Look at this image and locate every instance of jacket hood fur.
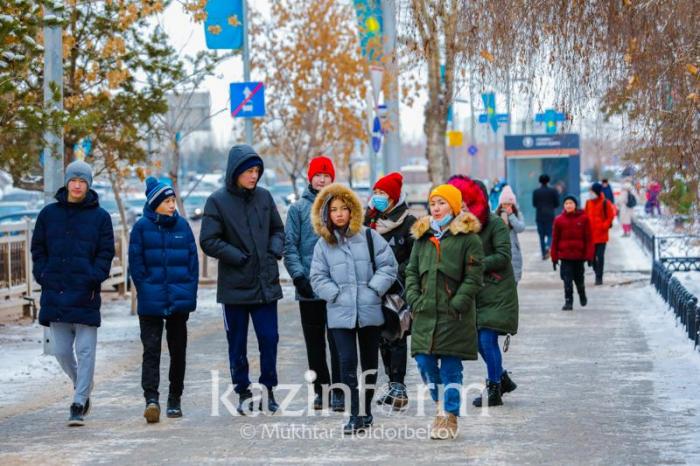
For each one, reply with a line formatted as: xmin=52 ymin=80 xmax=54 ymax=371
xmin=411 ymin=211 xmax=482 ymax=240
xmin=311 ymin=183 xmax=364 ymax=244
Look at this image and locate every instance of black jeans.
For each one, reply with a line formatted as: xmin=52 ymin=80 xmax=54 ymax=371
xmin=593 ymin=243 xmax=607 ymax=281
xmin=560 ymin=260 xmax=585 ymax=303
xmin=139 ymin=313 xmax=189 ymax=402
xmin=536 ymin=220 xmax=553 ymax=257
xmin=299 ymin=300 xmax=340 ymax=395
xmin=380 ymin=334 xmax=407 ymax=385
xmin=330 ymin=326 xmax=380 ymax=416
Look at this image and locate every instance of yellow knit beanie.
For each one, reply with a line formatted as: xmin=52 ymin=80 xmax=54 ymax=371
xmin=429 ymin=184 xmax=463 ymax=216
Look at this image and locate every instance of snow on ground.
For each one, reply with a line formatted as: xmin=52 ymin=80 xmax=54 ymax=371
xmin=675 ymin=271 xmax=700 ymax=300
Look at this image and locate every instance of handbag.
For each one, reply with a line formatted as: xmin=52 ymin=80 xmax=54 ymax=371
xmin=365 ymin=229 xmax=410 ymax=342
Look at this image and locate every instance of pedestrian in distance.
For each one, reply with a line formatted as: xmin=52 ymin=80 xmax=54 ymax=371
xmin=31 ymin=160 xmax=115 ymax=427
xmin=448 ymin=176 xmax=519 ymax=409
xmin=551 ymin=195 xmax=594 ymax=311
xmin=363 ymin=172 xmax=417 ymax=411
xmin=585 ymin=182 xmax=617 ymax=286
xmin=616 ymin=180 xmax=637 ymax=237
xmin=601 ymin=178 xmax=615 ymax=204
xmin=283 ymin=155 xmax=343 ymax=412
xmin=495 ymin=185 xmax=526 ymax=284
xmin=129 ymin=177 xmax=198 ymax=423
xmin=199 ymin=144 xmax=285 ymax=415
xmin=309 ymin=183 xmax=398 ymax=434
xmin=532 ymin=174 xmax=560 ymax=260
xmin=405 ymin=184 xmax=484 ymax=440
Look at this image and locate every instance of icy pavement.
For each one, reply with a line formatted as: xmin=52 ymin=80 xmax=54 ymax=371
xmin=0 ymin=227 xmax=699 ymax=465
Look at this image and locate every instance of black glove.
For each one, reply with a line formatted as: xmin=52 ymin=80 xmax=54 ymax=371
xmin=552 ymin=261 xmax=558 ymax=271
xmin=293 ymin=276 xmax=315 ymax=299
xmin=587 ymin=260 xmax=594 ymax=267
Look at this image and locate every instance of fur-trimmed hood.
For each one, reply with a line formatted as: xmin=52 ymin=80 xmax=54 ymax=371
xmin=411 ymin=211 xmax=482 ymax=240
xmin=311 ymin=183 xmax=364 ymax=244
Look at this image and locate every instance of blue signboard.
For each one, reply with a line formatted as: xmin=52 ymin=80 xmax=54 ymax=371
xmin=230 ymin=82 xmax=265 ymax=118
xmin=204 ymin=0 xmax=244 ymax=50
xmin=504 ymin=133 xmax=580 ymax=152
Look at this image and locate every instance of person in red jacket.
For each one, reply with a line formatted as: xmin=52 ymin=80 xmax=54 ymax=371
xmin=552 ymin=194 xmax=594 ymax=311
xmin=584 ymin=182 xmax=617 ymax=285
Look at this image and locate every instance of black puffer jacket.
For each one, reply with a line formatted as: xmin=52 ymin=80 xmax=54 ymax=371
xmin=199 ymin=145 xmax=284 ymax=305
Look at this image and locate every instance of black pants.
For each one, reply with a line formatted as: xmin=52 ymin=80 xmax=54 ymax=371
xmin=560 ymin=260 xmax=585 ymax=303
xmin=140 ymin=313 xmax=189 ymax=402
xmin=380 ymin=334 xmax=407 ymax=385
xmin=536 ymin=220 xmax=553 ymax=257
xmin=299 ymin=300 xmax=340 ymax=395
xmin=593 ymin=243 xmax=607 ymax=281
xmin=330 ymin=326 xmax=380 ymax=416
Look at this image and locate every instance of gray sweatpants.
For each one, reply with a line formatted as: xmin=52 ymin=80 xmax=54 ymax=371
xmin=50 ymin=322 xmax=97 ymax=406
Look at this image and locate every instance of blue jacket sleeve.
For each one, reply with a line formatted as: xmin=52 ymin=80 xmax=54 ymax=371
xmin=128 ymin=221 xmax=147 ymax=285
xmin=283 ymin=204 xmax=305 ymax=280
xmin=92 ymin=212 xmax=115 ymax=285
xmin=31 ymin=210 xmax=48 ymax=284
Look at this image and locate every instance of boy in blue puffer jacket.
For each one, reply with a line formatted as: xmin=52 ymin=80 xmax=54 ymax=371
xmin=129 ymin=177 xmax=198 ymax=423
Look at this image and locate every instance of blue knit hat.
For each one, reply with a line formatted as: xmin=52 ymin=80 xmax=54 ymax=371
xmin=232 ymin=156 xmax=263 ymax=182
xmin=65 ymin=160 xmax=93 ymax=188
xmin=145 ymin=177 xmax=175 ymax=209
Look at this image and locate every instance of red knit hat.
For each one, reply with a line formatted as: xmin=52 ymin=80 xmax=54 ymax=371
xmin=373 ymin=172 xmax=403 ymax=203
xmin=308 ymin=156 xmax=335 ymax=182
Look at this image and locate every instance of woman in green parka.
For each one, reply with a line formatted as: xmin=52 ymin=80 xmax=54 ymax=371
xmin=405 ymin=184 xmax=484 ymax=440
xmin=448 ymin=175 xmax=519 ymax=408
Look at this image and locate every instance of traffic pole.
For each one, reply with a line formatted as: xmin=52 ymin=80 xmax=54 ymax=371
xmin=381 ymin=0 xmax=400 ymax=173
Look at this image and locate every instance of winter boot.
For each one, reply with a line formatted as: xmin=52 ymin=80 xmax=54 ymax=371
xmin=376 ymin=383 xmax=393 ymax=405
xmin=236 ymin=390 xmax=254 ymax=416
xmin=562 ymin=301 xmax=573 ymax=311
xmin=444 ymin=413 xmax=459 ymax=439
xmin=361 ymin=414 xmax=374 ymax=429
xmin=343 ymin=415 xmax=366 ymax=435
xmin=82 ymin=398 xmax=91 ymax=417
xmin=166 ymin=396 xmax=182 ymax=418
xmin=472 ymin=381 xmax=503 ymax=408
xmin=578 ymin=288 xmax=588 ymax=307
xmin=259 ymin=389 xmax=279 ymax=414
xmin=595 ymin=277 xmax=603 ymax=286
xmin=68 ymin=403 xmax=85 ymax=427
xmin=144 ymin=400 xmax=160 ymax=424
xmin=331 ymin=391 xmax=345 ymax=412
xmin=500 ymin=371 xmax=518 ymax=395
xmin=313 ymin=393 xmax=324 ymax=411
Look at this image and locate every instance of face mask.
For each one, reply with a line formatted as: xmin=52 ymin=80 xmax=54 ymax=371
xmin=372 ymin=195 xmax=390 ymax=212
xmin=430 ymin=214 xmax=453 ymax=230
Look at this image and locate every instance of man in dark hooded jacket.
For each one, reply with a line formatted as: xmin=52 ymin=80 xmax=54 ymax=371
xmin=199 ymin=144 xmax=284 ymax=414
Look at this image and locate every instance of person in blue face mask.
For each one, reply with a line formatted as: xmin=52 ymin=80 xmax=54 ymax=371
xmin=363 ymin=172 xmax=417 ymax=410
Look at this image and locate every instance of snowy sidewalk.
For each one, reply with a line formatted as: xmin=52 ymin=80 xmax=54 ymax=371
xmin=1 ymin=228 xmax=699 ymax=465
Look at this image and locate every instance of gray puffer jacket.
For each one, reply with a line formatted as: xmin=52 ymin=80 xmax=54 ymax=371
xmin=309 ymin=183 xmax=398 ymax=329
xmin=497 ymin=209 xmax=526 ymax=283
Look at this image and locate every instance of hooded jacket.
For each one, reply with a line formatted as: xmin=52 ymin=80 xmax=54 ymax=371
xmin=405 ymin=212 xmax=484 ymax=360
xmin=309 ymin=183 xmax=398 ymax=329
xmin=129 ymin=205 xmax=198 ymax=317
xmin=31 ymin=188 xmax=115 ymax=327
xmin=551 ymin=209 xmax=594 ymax=262
xmin=199 ymin=145 xmax=284 ymax=305
xmin=283 ymin=185 xmax=322 ymax=300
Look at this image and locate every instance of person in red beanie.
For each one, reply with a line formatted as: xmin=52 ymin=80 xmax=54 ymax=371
xmin=283 ymin=155 xmax=343 ymax=411
xmin=363 ymin=172 xmax=417 ymax=409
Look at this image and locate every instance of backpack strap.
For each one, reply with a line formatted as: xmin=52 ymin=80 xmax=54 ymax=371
xmin=365 ymin=228 xmax=377 ymax=273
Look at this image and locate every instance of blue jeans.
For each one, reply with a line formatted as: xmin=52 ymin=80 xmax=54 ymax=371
xmin=536 ymin=220 xmax=553 ymax=257
xmin=414 ymin=354 xmax=463 ymax=416
xmin=478 ymin=329 xmax=503 ymax=383
xmin=223 ymin=302 xmax=279 ymax=394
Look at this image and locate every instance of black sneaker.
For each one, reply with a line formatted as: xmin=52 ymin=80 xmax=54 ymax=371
xmin=144 ymin=399 xmax=160 ymax=424
xmin=237 ymin=390 xmax=254 ymax=416
xmin=562 ymin=302 xmax=573 ymax=311
xmin=68 ymin=403 xmax=85 ymax=427
xmin=343 ymin=415 xmax=366 ymax=435
xmin=595 ymin=278 xmax=603 ymax=286
xmin=313 ymin=393 xmax=323 ymax=410
xmin=331 ymin=391 xmax=345 ymax=412
xmin=166 ymin=397 xmax=182 ymax=418
xmin=82 ymin=398 xmax=91 ymax=416
xmin=361 ymin=414 xmax=374 ymax=428
xmin=258 ymin=389 xmax=279 ymax=414
xmin=579 ymin=291 xmax=588 ymax=307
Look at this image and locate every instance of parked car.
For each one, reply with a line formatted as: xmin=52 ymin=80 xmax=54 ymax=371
xmin=401 ymin=165 xmax=432 ymax=208
xmin=182 ymin=191 xmax=210 ymax=220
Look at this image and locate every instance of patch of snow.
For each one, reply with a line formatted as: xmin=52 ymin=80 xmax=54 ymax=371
xmin=674 ymin=271 xmax=700 ymax=300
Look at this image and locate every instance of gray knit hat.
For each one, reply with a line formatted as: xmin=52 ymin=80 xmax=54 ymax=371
xmin=64 ymin=160 xmax=93 ymax=188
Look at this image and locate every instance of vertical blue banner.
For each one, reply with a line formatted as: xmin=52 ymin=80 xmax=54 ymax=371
xmin=204 ymin=0 xmax=244 ymax=50
xmin=352 ymin=0 xmax=383 ymax=63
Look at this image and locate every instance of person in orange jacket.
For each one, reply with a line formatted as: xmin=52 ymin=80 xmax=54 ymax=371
xmin=584 ymin=182 xmax=617 ymax=285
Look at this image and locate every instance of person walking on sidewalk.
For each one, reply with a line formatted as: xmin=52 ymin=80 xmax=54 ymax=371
xmin=129 ymin=178 xmax=198 ymax=423
xmin=363 ymin=172 xmax=417 ymax=410
xmin=310 ymin=183 xmax=398 ymax=434
xmin=283 ymin=156 xmax=342 ymax=412
xmin=585 ymin=182 xmax=617 ymax=286
xmin=448 ymin=176 xmax=519 ymax=409
xmin=495 ymin=185 xmax=525 ymax=284
xmin=31 ymin=161 xmax=115 ymax=427
xmin=616 ymin=180 xmax=637 ymax=237
xmin=551 ymin=195 xmax=594 ymax=311
xmin=406 ymin=184 xmax=484 ymax=440
xmin=532 ymin=174 xmax=560 ymax=260
xmin=200 ymin=144 xmax=285 ymax=415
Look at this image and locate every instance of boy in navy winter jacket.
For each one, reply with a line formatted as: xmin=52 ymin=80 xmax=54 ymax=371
xmin=129 ymin=177 xmax=198 ymax=423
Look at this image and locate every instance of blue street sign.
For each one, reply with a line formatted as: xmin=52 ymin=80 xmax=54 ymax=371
xmin=230 ymin=82 xmax=265 ymax=118
xmin=535 ymin=109 xmax=566 ymax=134
xmin=372 ymin=116 xmax=382 ymax=153
xmin=478 ymin=92 xmax=508 ymax=133
xmin=478 ymin=114 xmax=510 ymax=124
xmin=204 ymin=0 xmax=244 ymax=50
xmin=467 ymin=145 xmax=478 ymax=156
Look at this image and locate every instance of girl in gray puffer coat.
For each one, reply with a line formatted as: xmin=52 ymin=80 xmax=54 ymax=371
xmin=310 ymin=183 xmax=397 ymax=435
xmin=496 ymin=185 xmax=525 ymax=283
